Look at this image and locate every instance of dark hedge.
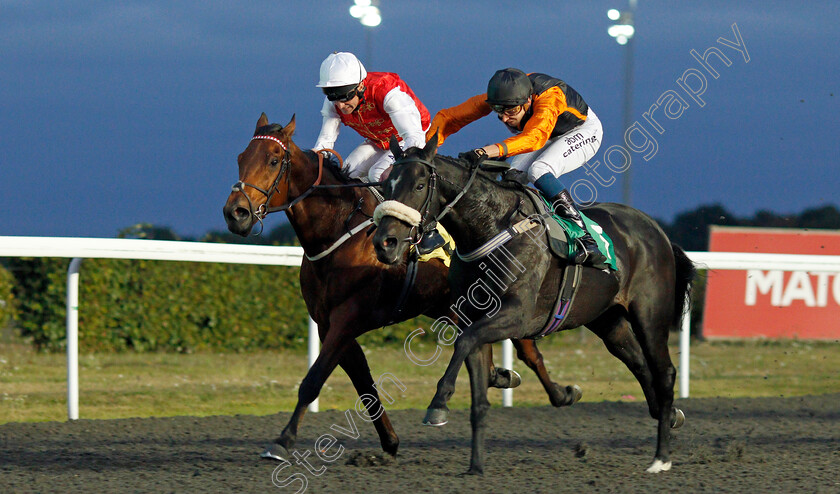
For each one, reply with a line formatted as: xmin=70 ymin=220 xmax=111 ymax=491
xmin=0 ymin=264 xmax=16 ymax=330
xmin=6 ymin=258 xmax=425 ymax=353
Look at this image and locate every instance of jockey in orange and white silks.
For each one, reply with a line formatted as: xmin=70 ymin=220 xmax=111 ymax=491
xmin=313 ymin=52 xmax=431 ymax=182
xmin=426 ymin=68 xmax=606 ymax=267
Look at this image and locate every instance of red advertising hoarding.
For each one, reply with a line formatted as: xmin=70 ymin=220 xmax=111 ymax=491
xmin=702 ymin=226 xmax=840 ymax=339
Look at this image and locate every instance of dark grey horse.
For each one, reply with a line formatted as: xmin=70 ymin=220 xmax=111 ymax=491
xmin=372 ymin=135 xmax=695 ymax=474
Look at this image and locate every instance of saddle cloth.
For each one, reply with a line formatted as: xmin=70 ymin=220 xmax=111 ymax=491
xmin=415 ymin=223 xmax=455 ymax=268
xmin=522 ymin=189 xmax=617 ymax=271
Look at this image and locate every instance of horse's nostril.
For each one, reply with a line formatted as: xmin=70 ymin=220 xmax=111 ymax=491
xmin=233 ymin=207 xmax=250 ymax=221
xmin=382 ymin=236 xmax=397 ymax=250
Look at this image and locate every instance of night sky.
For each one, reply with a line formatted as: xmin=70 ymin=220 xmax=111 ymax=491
xmin=2 ymin=0 xmax=837 ymax=238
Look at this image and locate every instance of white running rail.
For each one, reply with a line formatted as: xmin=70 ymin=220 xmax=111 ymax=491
xmin=2 ymin=236 xmax=840 ymax=418
xmin=0 ymin=236 xmax=310 ymax=418
xmin=676 ymin=251 xmax=840 ymax=398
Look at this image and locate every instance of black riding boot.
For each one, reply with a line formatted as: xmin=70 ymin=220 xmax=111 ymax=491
xmin=548 ymin=189 xmax=607 ymax=266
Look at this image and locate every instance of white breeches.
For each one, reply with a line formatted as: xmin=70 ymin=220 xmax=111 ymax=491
xmin=509 ymin=109 xmax=603 ymax=183
xmin=344 ymin=142 xmax=395 ymax=182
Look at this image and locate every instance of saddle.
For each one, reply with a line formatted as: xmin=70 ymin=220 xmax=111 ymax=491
xmin=519 ymin=188 xmax=616 ymax=271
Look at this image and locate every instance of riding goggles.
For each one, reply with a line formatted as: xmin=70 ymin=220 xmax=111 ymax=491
xmin=324 ymin=85 xmax=360 ymax=102
xmin=490 ymin=103 xmax=524 ymax=116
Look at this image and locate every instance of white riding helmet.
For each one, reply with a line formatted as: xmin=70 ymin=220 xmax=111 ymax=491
xmin=316 ymin=52 xmax=367 ymax=88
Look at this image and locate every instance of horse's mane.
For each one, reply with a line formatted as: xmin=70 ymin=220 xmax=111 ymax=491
xmin=302 ymin=150 xmax=347 ymax=178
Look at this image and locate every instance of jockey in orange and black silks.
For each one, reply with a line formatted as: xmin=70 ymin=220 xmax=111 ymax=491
xmin=427 ymin=69 xmax=595 ymax=164
xmin=313 ymin=52 xmax=431 ymax=182
xmin=426 ymin=68 xmax=607 ymax=267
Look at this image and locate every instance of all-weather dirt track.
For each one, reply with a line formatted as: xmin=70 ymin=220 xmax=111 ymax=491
xmin=2 ymin=394 xmax=838 ymax=493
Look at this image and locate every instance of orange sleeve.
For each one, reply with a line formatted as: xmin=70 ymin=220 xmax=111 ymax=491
xmin=425 ymin=94 xmax=493 ymax=146
xmin=499 ymin=86 xmax=569 ymax=157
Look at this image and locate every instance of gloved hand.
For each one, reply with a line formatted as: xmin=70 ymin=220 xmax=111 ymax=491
xmin=316 ymin=149 xmax=337 ymax=165
xmin=458 ymin=148 xmax=487 ymax=168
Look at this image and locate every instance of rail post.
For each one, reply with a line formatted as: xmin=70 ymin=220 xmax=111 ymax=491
xmin=66 ymin=258 xmax=83 ymax=420
xmin=679 ymin=293 xmax=691 ymax=398
xmin=502 ymin=339 xmax=513 ymax=407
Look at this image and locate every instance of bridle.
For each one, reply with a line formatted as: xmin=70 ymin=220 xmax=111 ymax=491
xmin=379 ymin=155 xmax=546 ymax=263
xmin=230 ymin=134 xmax=333 ymax=234
xmin=382 ymin=155 xmax=481 ymax=245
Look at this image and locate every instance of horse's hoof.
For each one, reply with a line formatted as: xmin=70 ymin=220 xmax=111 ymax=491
xmin=550 ymin=384 xmax=583 ymax=407
xmin=671 ymin=408 xmax=685 ymax=429
xmin=422 ymin=408 xmax=449 ymax=426
xmin=260 ymin=444 xmax=287 ymax=461
xmin=382 ymin=438 xmax=400 ymax=457
xmin=506 ymin=369 xmax=522 ymax=388
xmin=491 ymin=368 xmax=521 ymax=389
xmin=645 ymin=459 xmax=672 ymax=473
xmin=569 ymin=384 xmax=583 ymax=404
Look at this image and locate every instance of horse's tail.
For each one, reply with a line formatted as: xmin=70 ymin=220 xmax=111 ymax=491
xmin=671 ymin=243 xmax=696 ymax=328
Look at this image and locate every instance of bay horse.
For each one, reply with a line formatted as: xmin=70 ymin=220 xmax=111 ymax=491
xmin=372 ymin=135 xmax=695 ymax=474
xmin=222 ymin=114 xmax=583 ymax=459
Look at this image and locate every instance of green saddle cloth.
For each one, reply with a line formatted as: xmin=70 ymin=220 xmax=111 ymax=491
xmin=538 ymin=195 xmax=618 ymax=271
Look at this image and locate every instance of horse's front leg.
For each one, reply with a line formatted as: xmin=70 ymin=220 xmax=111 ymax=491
xmin=423 ymin=332 xmax=478 ymax=426
xmin=464 ymin=344 xmax=491 ymax=475
xmin=262 ymin=322 xmax=349 ymax=460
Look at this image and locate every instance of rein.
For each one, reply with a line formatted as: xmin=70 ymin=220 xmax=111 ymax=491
xmin=231 ymin=135 xmax=384 ymax=258
xmin=231 ymin=134 xmax=384 ymax=227
xmin=456 ymin=216 xmax=542 ymax=262
xmin=377 ymin=155 xmax=549 ymax=262
xmin=377 ymin=156 xmax=482 ymax=245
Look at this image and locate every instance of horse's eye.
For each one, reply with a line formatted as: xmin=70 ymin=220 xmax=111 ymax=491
xmin=415 ymin=183 xmax=425 ymax=191
xmin=270 ymin=158 xmax=279 ymax=167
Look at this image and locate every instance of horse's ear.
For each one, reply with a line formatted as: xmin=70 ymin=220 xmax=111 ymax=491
xmin=283 ymin=114 xmax=296 ymax=136
xmin=390 ymin=135 xmax=403 ymax=160
xmin=256 ymin=113 xmax=269 ymax=132
xmin=422 ymin=130 xmax=439 ymax=159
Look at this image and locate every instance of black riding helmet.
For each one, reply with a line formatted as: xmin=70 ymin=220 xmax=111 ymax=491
xmin=486 ymin=68 xmax=533 ymax=106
